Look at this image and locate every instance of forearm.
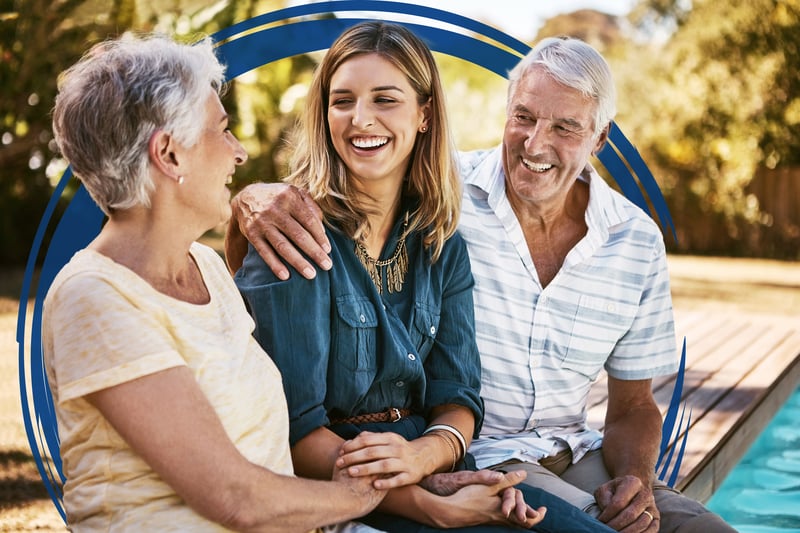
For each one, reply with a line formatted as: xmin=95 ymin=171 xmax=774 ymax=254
xmin=602 ymin=403 xmax=662 ymax=485
xmin=374 ymin=484 xmax=445 ymax=527
xmin=224 ymin=212 xmax=248 ymax=274
xmin=220 ymin=465 xmax=377 ymax=532
xmin=291 ymin=426 xmax=346 ymax=480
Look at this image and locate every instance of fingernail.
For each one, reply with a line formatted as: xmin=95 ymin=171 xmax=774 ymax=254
xmin=323 ymin=243 xmax=332 ymax=253
xmin=321 ymin=258 xmax=332 ymax=270
xmin=302 ymin=267 xmax=316 ymax=279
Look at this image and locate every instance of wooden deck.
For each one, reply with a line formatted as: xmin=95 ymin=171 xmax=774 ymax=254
xmin=586 ymin=309 xmax=800 ymax=503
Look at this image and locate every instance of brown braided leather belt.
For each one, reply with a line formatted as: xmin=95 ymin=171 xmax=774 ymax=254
xmin=329 ymin=407 xmax=413 ymax=425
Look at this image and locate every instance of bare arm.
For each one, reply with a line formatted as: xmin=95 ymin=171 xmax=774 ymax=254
xmin=595 ymin=376 xmax=662 ymax=532
xmin=88 ymin=367 xmax=385 ymax=532
xmin=225 ymin=183 xmax=331 ymax=278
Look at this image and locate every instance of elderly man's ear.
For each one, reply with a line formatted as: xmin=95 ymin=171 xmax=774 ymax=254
xmin=149 ymin=129 xmax=183 ymax=185
xmin=592 ymin=123 xmax=611 ymax=156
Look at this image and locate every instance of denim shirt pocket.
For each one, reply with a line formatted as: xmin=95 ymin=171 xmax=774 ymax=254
xmin=563 ymin=294 xmax=637 ymax=379
xmin=411 ymin=303 xmax=441 ymax=359
xmin=334 ymin=296 xmax=379 ymax=372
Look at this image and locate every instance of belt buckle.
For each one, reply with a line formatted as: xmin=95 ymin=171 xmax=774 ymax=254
xmin=389 ymin=407 xmax=402 ymax=422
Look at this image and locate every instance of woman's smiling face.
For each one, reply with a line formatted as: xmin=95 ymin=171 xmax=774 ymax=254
xmin=327 ymin=53 xmax=429 ymax=191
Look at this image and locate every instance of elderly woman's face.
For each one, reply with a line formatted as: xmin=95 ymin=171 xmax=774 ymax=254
xmin=326 ymin=53 xmax=429 ymax=192
xmin=179 ymin=91 xmax=247 ymax=229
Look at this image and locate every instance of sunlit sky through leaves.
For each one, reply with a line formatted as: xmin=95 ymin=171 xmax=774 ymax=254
xmin=289 ymin=0 xmax=637 ymax=41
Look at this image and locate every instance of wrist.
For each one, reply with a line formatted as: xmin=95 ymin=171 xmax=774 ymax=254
xmin=422 ymin=424 xmax=466 ymax=473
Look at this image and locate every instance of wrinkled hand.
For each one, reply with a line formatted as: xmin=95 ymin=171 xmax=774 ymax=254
xmin=331 ymin=456 xmax=388 ymax=517
xmin=419 ymin=469 xmax=506 ymax=496
xmin=432 ymin=470 xmax=546 ymax=529
xmin=336 ymin=431 xmax=436 ymax=490
xmin=228 ymin=182 xmax=329 ymax=278
xmin=594 ymin=475 xmax=659 ymax=532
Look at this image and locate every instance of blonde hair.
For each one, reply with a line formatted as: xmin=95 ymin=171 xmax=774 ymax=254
xmin=286 ymin=21 xmax=460 ymax=262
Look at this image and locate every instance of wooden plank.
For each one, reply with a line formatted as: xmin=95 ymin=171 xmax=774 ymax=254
xmin=587 ymin=313 xmax=769 ymax=428
xmin=584 ymin=312 xmax=800 ymax=500
xmin=673 ymin=328 xmax=800 ymax=500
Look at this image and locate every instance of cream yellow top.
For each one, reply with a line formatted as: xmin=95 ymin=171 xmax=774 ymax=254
xmin=43 ymin=242 xmax=293 ymax=532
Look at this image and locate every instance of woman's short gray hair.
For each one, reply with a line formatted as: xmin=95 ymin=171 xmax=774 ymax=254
xmin=52 ymin=33 xmax=226 ymax=215
xmin=507 ymin=36 xmax=616 ymax=138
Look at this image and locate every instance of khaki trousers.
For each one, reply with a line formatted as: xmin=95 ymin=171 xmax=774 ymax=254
xmin=491 ymin=450 xmax=737 ymax=533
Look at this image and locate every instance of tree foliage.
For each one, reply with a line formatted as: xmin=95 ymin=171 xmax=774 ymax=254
xmin=616 ymin=0 xmax=800 ymax=256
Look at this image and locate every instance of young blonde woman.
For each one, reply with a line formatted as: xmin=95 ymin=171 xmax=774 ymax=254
xmin=233 ymin=21 xmax=613 ymax=533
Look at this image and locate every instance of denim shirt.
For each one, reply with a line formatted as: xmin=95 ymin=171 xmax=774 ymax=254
xmin=235 ymin=212 xmax=484 ymax=446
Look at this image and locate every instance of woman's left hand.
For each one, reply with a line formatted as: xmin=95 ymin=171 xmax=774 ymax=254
xmin=335 ymin=431 xmax=439 ymax=489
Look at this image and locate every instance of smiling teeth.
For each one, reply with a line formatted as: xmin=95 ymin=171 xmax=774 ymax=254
xmin=352 ymin=136 xmax=389 ymax=148
xmin=522 ymin=159 xmax=552 ymax=172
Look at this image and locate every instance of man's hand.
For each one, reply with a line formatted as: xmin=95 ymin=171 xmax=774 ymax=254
xmin=426 ymin=470 xmax=546 ymax=529
xmin=594 ymin=475 xmax=659 ymax=532
xmin=419 ymin=469 xmax=506 ymax=496
xmin=225 ymin=182 xmax=330 ymax=278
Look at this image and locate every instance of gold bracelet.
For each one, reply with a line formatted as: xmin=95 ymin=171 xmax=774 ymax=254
xmin=427 ymin=431 xmax=458 ymax=472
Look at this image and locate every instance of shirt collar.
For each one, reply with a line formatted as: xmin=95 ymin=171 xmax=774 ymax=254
xmin=460 ymin=145 xmax=635 ymax=233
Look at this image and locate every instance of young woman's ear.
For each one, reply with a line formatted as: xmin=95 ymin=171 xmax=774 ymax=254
xmin=419 ymin=97 xmax=432 ymax=133
xmin=149 ymin=129 xmax=183 ymax=184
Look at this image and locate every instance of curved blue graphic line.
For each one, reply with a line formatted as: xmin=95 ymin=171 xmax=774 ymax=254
xmin=16 ymin=168 xmax=74 ymax=522
xmin=608 ymin=123 xmax=677 ymax=240
xmin=19 ymin=1 xmax=680 ymax=517
xmin=658 ymin=338 xmax=687 ymax=468
xmin=212 ymin=0 xmax=531 ymax=56
xmin=667 ymin=408 xmax=692 ymax=487
xmin=597 ymin=140 xmax=651 ymax=217
xmin=658 ymin=401 xmax=685 ymax=481
xmin=218 ymin=18 xmax=522 ymax=78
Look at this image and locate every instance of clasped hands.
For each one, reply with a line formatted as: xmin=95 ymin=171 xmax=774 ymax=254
xmin=334 ymin=431 xmax=545 ymax=529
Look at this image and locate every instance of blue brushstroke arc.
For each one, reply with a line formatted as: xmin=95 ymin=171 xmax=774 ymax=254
xmin=17 ymin=1 xmax=684 ymax=519
xmin=212 ymin=0 xmax=531 ymax=56
xmin=656 ymin=338 xmax=690 ymax=486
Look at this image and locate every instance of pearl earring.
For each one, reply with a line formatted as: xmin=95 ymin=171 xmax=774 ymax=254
xmin=420 ymin=125 xmax=428 ymax=132
xmin=177 ymin=176 xmax=184 ymax=185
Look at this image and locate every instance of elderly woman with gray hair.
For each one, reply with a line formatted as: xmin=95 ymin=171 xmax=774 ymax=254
xmin=43 ymin=33 xmax=387 ymax=532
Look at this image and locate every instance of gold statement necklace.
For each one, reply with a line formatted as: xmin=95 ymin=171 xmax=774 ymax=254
xmin=354 ymin=213 xmax=409 ymax=294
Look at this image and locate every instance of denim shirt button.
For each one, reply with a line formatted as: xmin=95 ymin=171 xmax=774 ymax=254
xmin=359 ymin=313 xmax=366 ymax=323
xmin=429 ymin=326 xmax=436 ymax=335
xmin=395 ymin=380 xmax=405 ymax=387
xmin=407 ymin=353 xmax=416 ymax=361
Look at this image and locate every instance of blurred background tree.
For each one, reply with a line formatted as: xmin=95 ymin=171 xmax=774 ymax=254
xmin=605 ymin=0 xmax=800 ymax=257
xmin=1 ymin=0 xmax=798 ymax=267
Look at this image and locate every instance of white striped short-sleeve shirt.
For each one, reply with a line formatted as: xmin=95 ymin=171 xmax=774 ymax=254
xmin=457 ymin=147 xmax=679 ymax=468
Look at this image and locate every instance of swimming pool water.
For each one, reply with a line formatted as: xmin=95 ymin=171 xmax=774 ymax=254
xmin=706 ymin=385 xmax=800 ymax=532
